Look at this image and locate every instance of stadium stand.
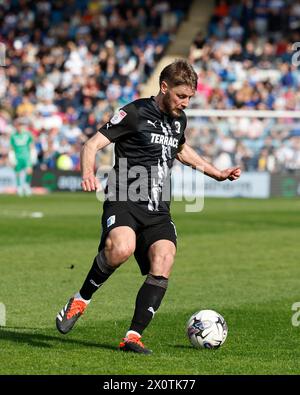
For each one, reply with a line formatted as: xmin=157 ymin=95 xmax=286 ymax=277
xmin=0 ymin=0 xmax=300 ymax=175
xmin=0 ymin=0 xmax=191 ymax=171
xmin=186 ymin=0 xmax=300 ymax=172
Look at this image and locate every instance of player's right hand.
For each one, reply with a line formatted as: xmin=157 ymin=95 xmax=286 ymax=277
xmin=81 ymin=175 xmax=102 ymax=192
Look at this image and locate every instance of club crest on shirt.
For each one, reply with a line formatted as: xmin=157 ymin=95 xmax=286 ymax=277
xmin=110 ymin=109 xmax=127 ymax=125
xmin=107 ymin=215 xmax=116 ymax=227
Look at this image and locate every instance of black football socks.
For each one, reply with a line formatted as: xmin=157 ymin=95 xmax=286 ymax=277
xmin=79 ymin=250 xmax=115 ymax=300
xmin=129 ymin=273 xmax=168 ymax=335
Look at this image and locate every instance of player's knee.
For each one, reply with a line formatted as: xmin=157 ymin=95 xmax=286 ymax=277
xmin=105 ymin=238 xmax=135 ymax=267
xmin=112 ymin=245 xmax=134 ymax=265
xmin=150 ymin=251 xmax=175 ymax=278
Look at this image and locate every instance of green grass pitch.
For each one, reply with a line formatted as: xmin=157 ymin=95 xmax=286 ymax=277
xmin=0 ymin=193 xmax=299 ymax=375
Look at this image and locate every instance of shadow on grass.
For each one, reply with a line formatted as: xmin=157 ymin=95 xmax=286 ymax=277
xmin=170 ymin=344 xmax=193 ymax=350
xmin=0 ymin=327 xmax=117 ymax=351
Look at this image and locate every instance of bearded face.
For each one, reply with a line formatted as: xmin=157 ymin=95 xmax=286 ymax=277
xmin=161 ymin=83 xmax=195 ymax=118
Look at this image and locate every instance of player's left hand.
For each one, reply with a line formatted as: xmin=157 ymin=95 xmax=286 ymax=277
xmin=81 ymin=174 xmax=102 ymax=192
xmin=219 ymin=166 xmax=241 ymax=182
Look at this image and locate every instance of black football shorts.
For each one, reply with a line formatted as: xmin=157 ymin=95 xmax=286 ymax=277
xmin=98 ymin=200 xmax=177 ymax=275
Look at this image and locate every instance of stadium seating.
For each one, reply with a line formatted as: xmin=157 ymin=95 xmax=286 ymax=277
xmin=0 ymin=0 xmax=190 ymax=170
xmin=187 ymin=0 xmax=300 ymax=172
xmin=1 ymin=0 xmax=299 ymax=173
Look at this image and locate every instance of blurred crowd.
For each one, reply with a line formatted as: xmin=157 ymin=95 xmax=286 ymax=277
xmin=1 ymin=0 xmax=300 ymax=174
xmin=187 ymin=0 xmax=300 ymax=172
xmin=0 ymin=0 xmax=189 ymax=170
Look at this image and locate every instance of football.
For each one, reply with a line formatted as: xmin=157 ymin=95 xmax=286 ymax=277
xmin=186 ymin=309 xmax=228 ymax=349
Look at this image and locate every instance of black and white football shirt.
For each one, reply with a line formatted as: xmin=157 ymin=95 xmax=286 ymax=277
xmin=98 ymin=97 xmax=187 ymax=212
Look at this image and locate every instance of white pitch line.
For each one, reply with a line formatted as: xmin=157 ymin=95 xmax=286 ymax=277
xmin=0 ymin=211 xmax=44 ymax=218
xmin=0 ymin=303 xmax=6 ymax=327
